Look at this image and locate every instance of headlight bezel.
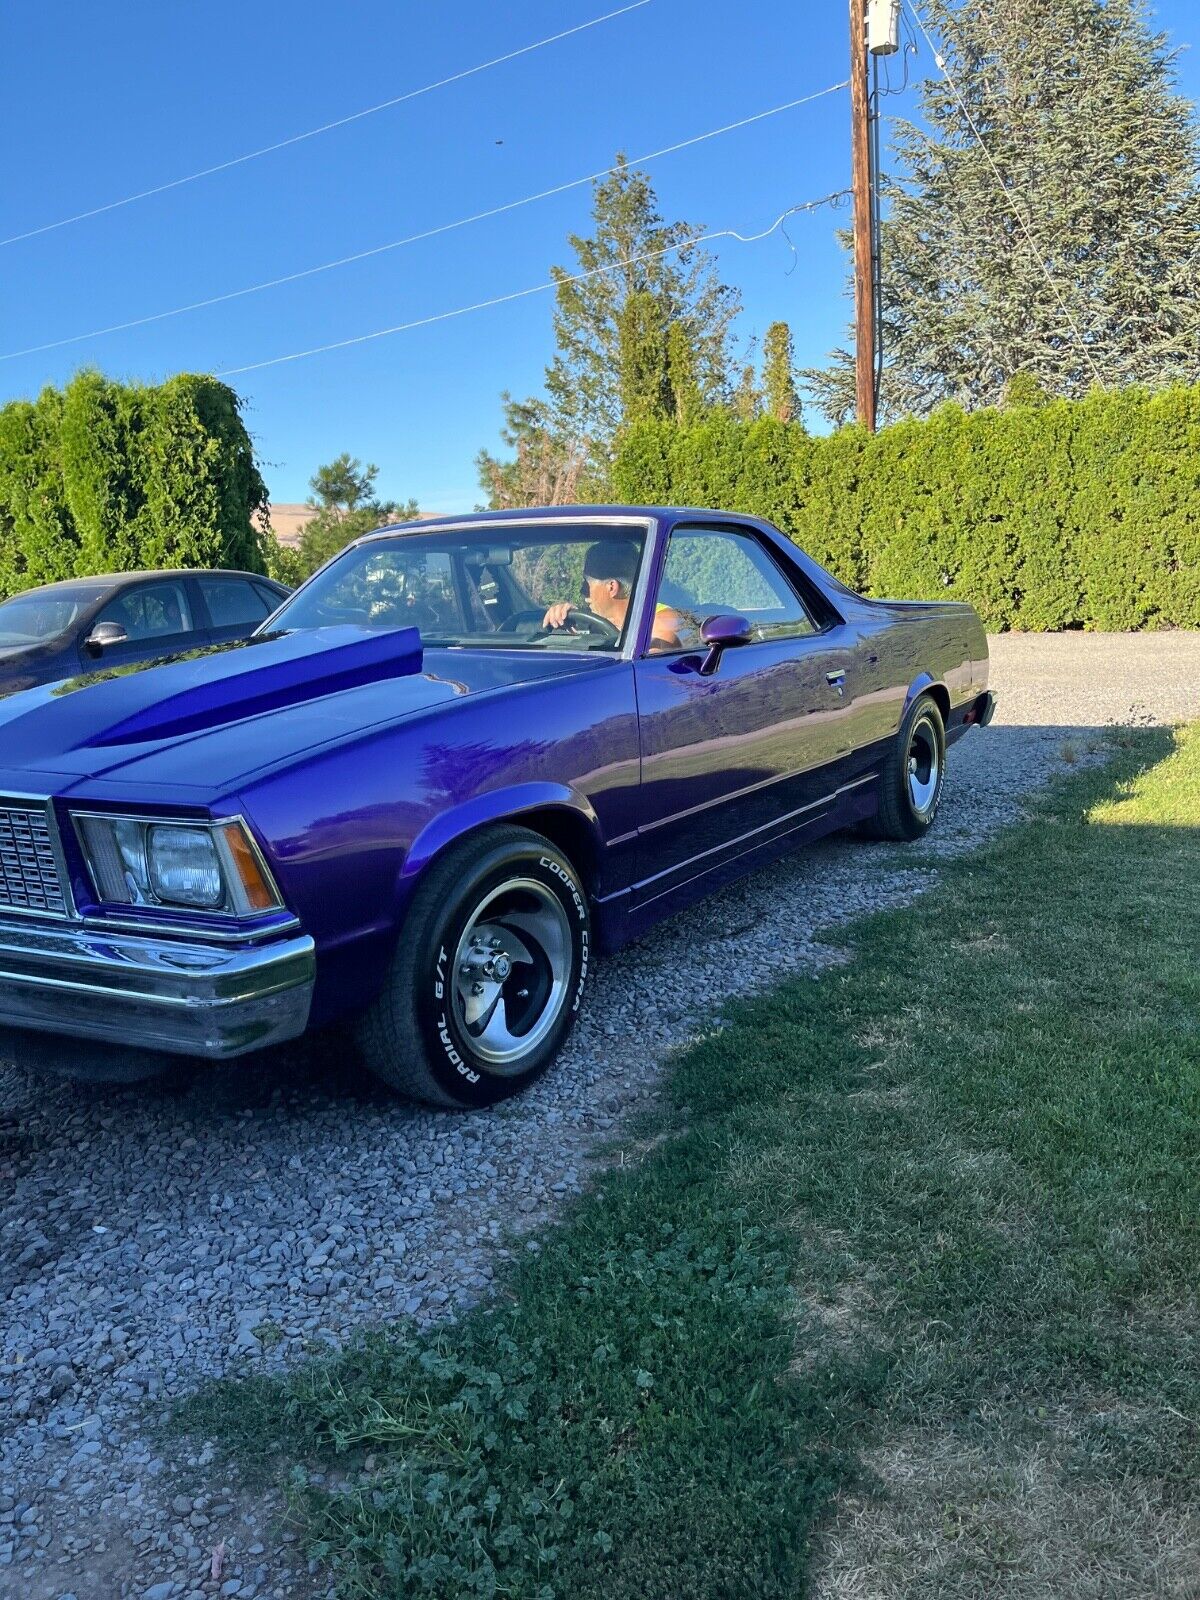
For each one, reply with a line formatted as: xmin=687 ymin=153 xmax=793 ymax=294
xmin=71 ymin=810 xmax=285 ymax=920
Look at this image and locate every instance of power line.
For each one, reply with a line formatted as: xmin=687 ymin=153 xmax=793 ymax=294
xmin=215 ymin=192 xmax=850 ymax=378
xmin=0 ymin=82 xmax=848 ymax=364
xmin=0 ymin=1 xmax=651 ymax=250
xmin=904 ymin=0 xmax=1106 ymax=390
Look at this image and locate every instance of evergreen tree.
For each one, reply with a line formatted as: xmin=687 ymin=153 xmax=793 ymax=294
xmin=806 ymin=0 xmax=1200 ymax=422
xmin=297 ymin=454 xmax=416 ymax=577
xmin=477 ymin=157 xmax=739 ymax=505
xmin=0 ymin=372 xmax=268 ymax=597
xmin=617 ymin=290 xmax=673 ymax=428
xmin=545 ymin=156 xmax=739 ymax=444
xmin=732 ymin=362 xmax=762 ymax=422
xmin=762 ymin=321 xmax=801 ymax=423
xmin=474 ymin=395 xmax=595 ymax=509
xmin=665 ymin=320 xmax=705 ymax=426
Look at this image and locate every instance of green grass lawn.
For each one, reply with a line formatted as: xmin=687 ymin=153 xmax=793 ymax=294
xmin=174 ymin=726 xmax=1200 ymax=1599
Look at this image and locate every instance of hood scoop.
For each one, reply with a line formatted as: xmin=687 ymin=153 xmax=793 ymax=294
xmin=85 ymin=625 xmax=424 ymax=748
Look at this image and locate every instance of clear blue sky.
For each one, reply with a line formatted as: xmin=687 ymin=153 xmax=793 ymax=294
xmin=1 ymin=1 xmax=1196 ymax=512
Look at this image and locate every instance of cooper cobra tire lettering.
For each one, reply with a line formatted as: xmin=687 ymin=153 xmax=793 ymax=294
xmin=540 ymin=855 xmax=586 ymax=920
xmin=572 ymin=928 xmax=589 ymax=1013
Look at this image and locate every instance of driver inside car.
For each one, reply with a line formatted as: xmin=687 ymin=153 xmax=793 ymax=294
xmin=541 ymin=540 xmax=683 ymax=651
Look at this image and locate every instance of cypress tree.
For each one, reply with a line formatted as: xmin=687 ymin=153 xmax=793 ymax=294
xmin=807 ymin=0 xmax=1200 ymax=421
xmin=0 ymin=372 xmax=268 ymax=597
xmin=617 ymin=290 xmax=673 ymax=428
xmin=665 ymin=320 xmax=705 ymax=427
xmin=762 ymin=322 xmax=801 ymax=423
xmin=732 ymin=362 xmax=762 ymax=422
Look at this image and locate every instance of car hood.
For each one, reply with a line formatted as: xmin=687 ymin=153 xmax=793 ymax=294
xmin=0 ymin=625 xmax=611 ymax=802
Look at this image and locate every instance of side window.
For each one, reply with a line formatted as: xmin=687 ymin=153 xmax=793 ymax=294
xmin=199 ymin=577 xmax=272 ymax=628
xmin=655 ymin=528 xmax=817 ymax=649
xmin=95 ymin=581 xmax=194 ymax=642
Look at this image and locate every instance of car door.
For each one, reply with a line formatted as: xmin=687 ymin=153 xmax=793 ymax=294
xmin=632 ymin=524 xmax=859 ymax=903
xmin=77 ymin=577 xmax=204 ymax=673
xmin=194 ymin=574 xmax=279 ymax=645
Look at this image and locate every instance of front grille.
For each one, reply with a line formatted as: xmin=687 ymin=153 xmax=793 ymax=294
xmin=0 ymin=801 xmax=68 ymax=916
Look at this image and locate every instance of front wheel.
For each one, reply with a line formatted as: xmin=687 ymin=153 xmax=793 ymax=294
xmin=860 ymin=692 xmax=946 ymax=841
xmin=357 ymin=826 xmax=590 ymax=1108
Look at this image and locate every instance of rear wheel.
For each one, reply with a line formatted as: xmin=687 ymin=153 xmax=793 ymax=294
xmin=860 ymin=692 xmax=946 ymax=841
xmin=357 ymin=826 xmax=590 ymax=1108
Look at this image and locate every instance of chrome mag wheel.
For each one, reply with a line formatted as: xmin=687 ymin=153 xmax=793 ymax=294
xmin=451 ymin=877 xmax=572 ymax=1073
xmin=906 ymin=712 xmax=941 ymax=816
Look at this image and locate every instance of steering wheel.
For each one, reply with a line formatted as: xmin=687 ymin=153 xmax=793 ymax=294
xmin=311 ymin=601 xmax=370 ymax=626
xmin=498 ymin=606 xmax=620 ymax=643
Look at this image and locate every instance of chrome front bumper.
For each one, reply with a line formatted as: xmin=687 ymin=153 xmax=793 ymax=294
xmin=0 ymin=915 xmax=315 ymax=1061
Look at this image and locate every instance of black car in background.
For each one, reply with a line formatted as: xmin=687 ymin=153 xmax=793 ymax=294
xmin=0 ymin=569 xmax=290 ymax=696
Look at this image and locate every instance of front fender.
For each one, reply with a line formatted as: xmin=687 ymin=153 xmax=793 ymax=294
xmin=399 ymin=781 xmax=602 ymax=905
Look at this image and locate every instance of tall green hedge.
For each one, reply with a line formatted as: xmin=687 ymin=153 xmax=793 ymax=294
xmin=0 ymin=372 xmax=269 ymax=599
xmin=612 ymin=387 xmax=1200 ymax=630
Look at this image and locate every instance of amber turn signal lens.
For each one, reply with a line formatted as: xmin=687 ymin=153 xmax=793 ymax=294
xmin=218 ymin=822 xmax=277 ymax=912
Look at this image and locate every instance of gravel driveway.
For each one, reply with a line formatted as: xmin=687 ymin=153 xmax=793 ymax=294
xmin=1 ymin=632 xmax=1197 ymax=1600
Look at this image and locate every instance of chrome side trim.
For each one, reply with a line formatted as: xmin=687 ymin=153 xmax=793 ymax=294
xmin=638 ymin=756 xmax=869 ymax=836
xmin=632 ymin=773 xmax=879 ymax=894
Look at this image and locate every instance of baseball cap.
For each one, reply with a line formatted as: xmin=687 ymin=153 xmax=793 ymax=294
xmin=582 ymin=540 xmax=641 ymax=587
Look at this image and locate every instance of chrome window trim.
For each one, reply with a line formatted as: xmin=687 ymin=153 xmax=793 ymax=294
xmin=0 ymin=791 xmax=76 ymax=921
xmin=69 ymin=809 xmax=287 ymax=923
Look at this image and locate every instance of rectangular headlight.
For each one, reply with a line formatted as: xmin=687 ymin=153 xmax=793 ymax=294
xmin=147 ymin=825 xmax=224 ymax=909
xmin=74 ymin=814 xmax=283 ymax=917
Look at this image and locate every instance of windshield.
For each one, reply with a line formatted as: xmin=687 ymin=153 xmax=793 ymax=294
xmin=266 ymin=523 xmax=650 ymax=652
xmin=0 ymin=584 xmax=108 ymax=647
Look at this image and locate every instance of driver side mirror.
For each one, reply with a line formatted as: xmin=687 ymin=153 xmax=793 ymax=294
xmin=84 ymin=621 xmax=129 ymax=656
xmin=699 ymin=613 xmax=752 ymax=676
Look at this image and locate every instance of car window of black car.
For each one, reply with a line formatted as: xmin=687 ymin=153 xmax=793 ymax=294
xmin=252 ymin=581 xmax=286 ymax=613
xmin=0 ymin=590 xmax=99 ymax=644
xmin=198 ymin=576 xmax=273 ymax=628
xmin=95 ymin=581 xmax=195 ymax=641
xmin=652 ymin=527 xmax=818 ymax=652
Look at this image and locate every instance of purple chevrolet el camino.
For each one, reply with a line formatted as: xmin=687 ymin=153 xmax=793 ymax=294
xmin=0 ymin=507 xmax=994 ymax=1108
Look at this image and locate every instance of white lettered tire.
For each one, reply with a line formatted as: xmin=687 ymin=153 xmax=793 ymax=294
xmin=357 ymin=825 xmax=590 ymax=1108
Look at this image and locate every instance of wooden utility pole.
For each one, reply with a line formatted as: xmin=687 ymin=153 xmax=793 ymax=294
xmin=850 ymin=0 xmax=876 ymax=432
